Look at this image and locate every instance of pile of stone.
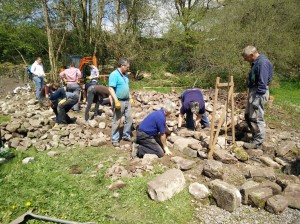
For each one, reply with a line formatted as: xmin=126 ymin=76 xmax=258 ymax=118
xmin=0 ymin=89 xmax=299 ymax=218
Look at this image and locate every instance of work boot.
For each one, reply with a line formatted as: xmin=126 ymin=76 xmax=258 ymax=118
xmin=131 ymin=143 xmax=138 ymax=159
xmin=122 ymin=136 xmax=132 ymax=142
xmin=112 ymin=142 xmax=120 ymax=148
xmin=243 ymin=142 xmax=262 ymax=149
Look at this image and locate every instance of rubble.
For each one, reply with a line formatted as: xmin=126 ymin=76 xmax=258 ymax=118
xmin=0 ymin=89 xmax=300 ymax=217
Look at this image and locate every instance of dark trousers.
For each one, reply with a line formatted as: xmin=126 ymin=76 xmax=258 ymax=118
xmin=57 ymin=95 xmax=78 ymax=124
xmin=136 ymin=130 xmax=164 ymax=158
xmin=85 ymin=87 xmax=101 ymax=121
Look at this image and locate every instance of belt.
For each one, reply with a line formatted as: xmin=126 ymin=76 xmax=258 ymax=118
xmin=118 ymin=98 xmax=129 ymax=101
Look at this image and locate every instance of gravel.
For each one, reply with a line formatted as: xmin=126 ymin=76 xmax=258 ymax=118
xmin=193 ymin=204 xmax=300 ymax=224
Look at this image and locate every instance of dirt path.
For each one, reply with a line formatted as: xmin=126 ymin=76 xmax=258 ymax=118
xmin=0 ymin=77 xmax=29 ymax=98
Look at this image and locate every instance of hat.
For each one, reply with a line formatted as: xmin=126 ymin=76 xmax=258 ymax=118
xmin=190 ymin=101 xmax=200 ymax=114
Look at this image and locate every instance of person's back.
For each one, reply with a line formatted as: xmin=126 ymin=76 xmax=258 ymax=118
xmin=61 ymin=67 xmax=81 ymax=83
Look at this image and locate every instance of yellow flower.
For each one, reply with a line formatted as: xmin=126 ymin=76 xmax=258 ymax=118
xmin=12 ymin=205 xmax=16 ymax=209
xmin=26 ymin=201 xmax=31 ymax=207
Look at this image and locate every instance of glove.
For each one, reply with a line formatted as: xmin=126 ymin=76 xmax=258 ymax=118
xmin=114 ymin=100 xmax=121 ymax=110
xmin=130 ymin=98 xmax=134 ymax=105
xmin=58 ymin=98 xmax=67 ymax=105
xmin=164 ymin=146 xmax=172 ymax=156
xmin=174 ymin=127 xmax=181 ymax=134
xmin=252 ymin=96 xmax=261 ymax=110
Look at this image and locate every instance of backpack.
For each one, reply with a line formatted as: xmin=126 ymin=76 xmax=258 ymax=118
xmin=27 ymin=66 xmax=33 ymax=80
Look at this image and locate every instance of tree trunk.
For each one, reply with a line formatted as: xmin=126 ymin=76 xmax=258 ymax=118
xmin=42 ymin=0 xmax=57 ymax=80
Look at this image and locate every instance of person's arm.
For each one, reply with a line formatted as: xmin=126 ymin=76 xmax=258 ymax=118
xmin=177 ymin=113 xmax=184 ymax=128
xmin=160 ymin=133 xmax=172 ymax=155
xmin=108 ymin=87 xmax=121 ymax=109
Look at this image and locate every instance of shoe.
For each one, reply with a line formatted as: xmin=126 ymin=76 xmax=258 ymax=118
xmin=131 ymin=143 xmax=138 ymax=159
xmin=243 ymin=142 xmax=262 ymax=149
xmin=122 ymin=137 xmax=132 ymax=142
xmin=112 ymin=142 xmax=120 ymax=147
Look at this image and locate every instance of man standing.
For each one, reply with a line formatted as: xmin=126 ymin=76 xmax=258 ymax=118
xmin=175 ymin=88 xmax=209 ymax=132
xmin=132 ymin=101 xmax=176 ymax=158
xmin=59 ymin=63 xmax=82 ymax=111
xmin=108 ymin=58 xmax=134 ymax=147
xmin=242 ymin=46 xmax=273 ymax=149
xmin=30 ymin=57 xmax=45 ymax=100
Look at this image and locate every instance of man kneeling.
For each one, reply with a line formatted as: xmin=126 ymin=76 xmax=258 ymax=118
xmin=133 ymin=101 xmax=176 ymax=158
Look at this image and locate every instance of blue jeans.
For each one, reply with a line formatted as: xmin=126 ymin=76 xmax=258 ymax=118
xmin=33 ymin=76 xmax=44 ymax=99
xmin=111 ymin=100 xmax=133 ymax=142
xmin=186 ymin=111 xmax=210 ymax=129
xmin=67 ymin=83 xmax=81 ymax=111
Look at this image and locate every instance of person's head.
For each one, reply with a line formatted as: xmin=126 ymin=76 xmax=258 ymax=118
xmin=45 ymin=79 xmax=54 ymax=87
xmin=162 ymin=101 xmax=176 ymax=116
xmin=88 ymin=61 xmax=94 ymax=67
xmin=190 ymin=101 xmax=200 ymax=114
xmin=36 ymin=57 xmax=42 ymax=64
xmin=241 ymin=46 xmax=259 ymax=62
xmin=118 ymin=58 xmax=130 ymax=73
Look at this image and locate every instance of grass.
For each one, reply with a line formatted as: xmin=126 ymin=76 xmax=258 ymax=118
xmin=0 ymin=146 xmax=194 ymax=224
xmin=0 ymin=115 xmax=10 ymax=123
xmin=266 ymin=80 xmax=300 ymax=130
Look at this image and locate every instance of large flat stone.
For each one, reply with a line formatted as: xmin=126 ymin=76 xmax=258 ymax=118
xmin=209 ymin=179 xmax=241 ymax=212
xmin=276 ymin=141 xmax=296 ymax=157
xmin=282 ymin=183 xmax=300 ymax=209
xmin=173 ymin=136 xmax=199 ymax=152
xmin=265 ymin=195 xmax=289 ymax=214
xmin=248 ymin=187 xmax=273 ymax=208
xmin=147 ymin=169 xmax=185 ymax=202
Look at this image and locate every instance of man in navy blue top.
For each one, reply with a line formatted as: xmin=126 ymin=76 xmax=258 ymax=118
xmin=242 ymin=46 xmax=273 ymax=149
xmin=132 ymin=101 xmax=176 ymax=158
xmin=108 ymin=58 xmax=134 ymax=147
xmin=175 ymin=88 xmax=209 ymax=132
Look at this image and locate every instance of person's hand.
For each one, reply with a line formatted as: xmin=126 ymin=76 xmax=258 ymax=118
xmin=114 ymin=100 xmax=121 ymax=109
xmin=252 ymin=96 xmax=261 ymax=110
xmin=164 ymin=146 xmax=172 ymax=156
xmin=58 ymin=98 xmax=67 ymax=105
xmin=130 ymin=98 xmax=134 ymax=105
xmin=173 ymin=127 xmax=181 ymax=134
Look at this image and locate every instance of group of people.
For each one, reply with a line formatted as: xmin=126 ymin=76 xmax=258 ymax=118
xmin=29 ymin=45 xmax=273 ymax=159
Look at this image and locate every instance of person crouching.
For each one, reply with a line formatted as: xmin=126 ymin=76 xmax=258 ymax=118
xmin=132 ymin=101 xmax=176 ymax=158
xmin=49 ymin=87 xmax=78 ymax=124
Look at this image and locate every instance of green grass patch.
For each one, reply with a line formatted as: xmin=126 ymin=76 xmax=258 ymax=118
xmin=266 ymin=80 xmax=300 ymax=130
xmin=0 ymin=146 xmax=194 ymax=223
xmin=0 ymin=115 xmax=10 ymax=123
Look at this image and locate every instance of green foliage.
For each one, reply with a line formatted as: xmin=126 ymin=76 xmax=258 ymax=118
xmin=0 ymin=146 xmax=194 ymax=223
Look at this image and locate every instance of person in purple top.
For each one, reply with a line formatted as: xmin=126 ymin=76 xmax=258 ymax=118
xmin=242 ymin=46 xmax=273 ymax=149
xmin=175 ymin=88 xmax=210 ymax=132
xmin=131 ymin=101 xmax=176 ymax=159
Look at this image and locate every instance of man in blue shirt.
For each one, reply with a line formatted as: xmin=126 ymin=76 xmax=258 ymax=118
xmin=175 ymin=88 xmax=209 ymax=132
xmin=132 ymin=101 xmax=176 ymax=158
xmin=242 ymin=46 xmax=273 ymax=149
xmin=108 ymin=58 xmax=134 ymax=147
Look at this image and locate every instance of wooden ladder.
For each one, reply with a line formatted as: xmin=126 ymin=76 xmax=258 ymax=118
xmin=208 ymin=76 xmax=236 ymax=159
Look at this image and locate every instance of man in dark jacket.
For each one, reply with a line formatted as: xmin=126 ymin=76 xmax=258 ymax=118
xmin=241 ymin=46 xmax=273 ymax=149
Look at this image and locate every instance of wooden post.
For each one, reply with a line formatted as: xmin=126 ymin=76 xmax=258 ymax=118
xmin=208 ymin=76 xmax=235 ymax=160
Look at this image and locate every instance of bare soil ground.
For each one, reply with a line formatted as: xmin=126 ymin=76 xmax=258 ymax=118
xmin=0 ymin=77 xmax=29 ymax=98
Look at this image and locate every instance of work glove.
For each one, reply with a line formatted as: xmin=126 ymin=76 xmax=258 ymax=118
xmin=252 ymin=96 xmax=261 ymax=110
xmin=164 ymin=146 xmax=172 ymax=156
xmin=130 ymin=98 xmax=134 ymax=105
xmin=173 ymin=127 xmax=181 ymax=134
xmin=114 ymin=100 xmax=121 ymax=110
xmin=58 ymin=98 xmax=67 ymax=105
